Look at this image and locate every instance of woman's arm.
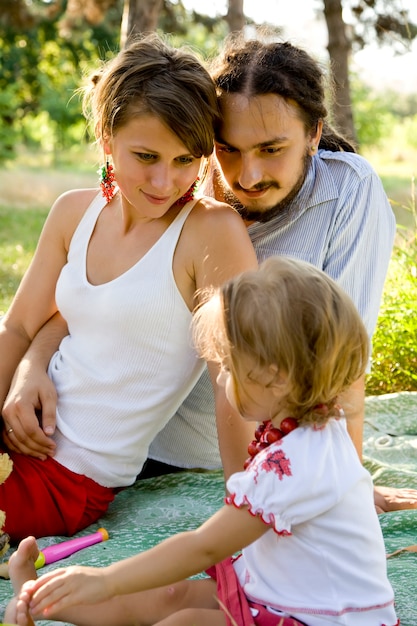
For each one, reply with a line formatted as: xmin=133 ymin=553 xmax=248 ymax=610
xmin=0 ymin=189 xmax=95 ymax=450
xmin=2 ymin=313 xmax=68 ymax=459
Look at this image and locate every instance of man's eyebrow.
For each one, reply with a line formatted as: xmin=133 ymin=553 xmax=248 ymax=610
xmin=215 ymin=136 xmax=290 ymax=149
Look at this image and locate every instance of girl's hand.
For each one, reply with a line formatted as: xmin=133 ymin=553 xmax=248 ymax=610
xmin=26 ymin=565 xmax=111 ymax=617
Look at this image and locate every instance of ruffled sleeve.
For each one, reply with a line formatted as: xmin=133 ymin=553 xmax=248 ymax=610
xmin=225 ymin=420 xmax=368 ymax=535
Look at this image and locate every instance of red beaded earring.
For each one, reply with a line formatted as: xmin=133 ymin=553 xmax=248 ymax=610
xmin=178 ymin=177 xmax=200 ymax=206
xmin=99 ymin=159 xmax=116 ymax=203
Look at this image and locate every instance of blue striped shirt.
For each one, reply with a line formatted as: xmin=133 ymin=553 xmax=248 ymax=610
xmin=148 ymin=150 xmax=396 ymax=469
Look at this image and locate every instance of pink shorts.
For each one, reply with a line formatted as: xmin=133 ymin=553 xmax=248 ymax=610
xmin=207 ymin=558 xmax=307 ymax=626
xmin=1 ymin=448 xmax=116 ymax=543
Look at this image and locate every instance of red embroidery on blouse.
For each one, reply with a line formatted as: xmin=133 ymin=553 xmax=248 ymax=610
xmin=252 ymin=447 xmax=292 ymax=484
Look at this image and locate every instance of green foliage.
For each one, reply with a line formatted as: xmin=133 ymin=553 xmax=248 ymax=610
xmin=0 ymin=207 xmax=48 ymax=316
xmin=349 ymin=77 xmax=417 ymax=150
xmin=0 ymin=85 xmax=22 ymax=157
xmin=366 ymin=182 xmax=417 ymax=395
xmin=0 ymin=4 xmax=119 ymax=162
xmin=0 ymin=0 xmax=234 ymax=161
xmin=350 ymin=76 xmax=396 ymax=148
xmin=381 ymin=90 xmax=417 ymax=119
xmin=401 ymin=115 xmax=417 ymax=151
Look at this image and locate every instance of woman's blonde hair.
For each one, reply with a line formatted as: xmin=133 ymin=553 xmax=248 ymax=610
xmin=82 ymin=32 xmax=220 ymax=159
xmin=193 ymin=256 xmax=369 ymax=425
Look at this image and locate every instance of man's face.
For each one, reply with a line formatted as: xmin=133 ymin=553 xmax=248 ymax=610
xmin=214 ymin=93 xmax=317 ymax=223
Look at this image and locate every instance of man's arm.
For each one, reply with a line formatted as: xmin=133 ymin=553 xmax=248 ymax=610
xmin=319 ymin=165 xmax=417 ymax=511
xmin=207 ymin=361 xmax=255 ymax=482
xmin=2 ymin=312 xmax=68 ymax=459
xmin=343 ymin=375 xmax=365 ymax=461
xmin=342 ymin=375 xmax=417 ymax=513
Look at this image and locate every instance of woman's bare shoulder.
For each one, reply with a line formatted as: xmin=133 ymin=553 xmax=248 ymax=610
xmin=190 ymin=195 xmax=243 ymax=226
xmin=192 ymin=195 xmax=234 ymax=212
xmin=184 ymin=195 xmax=255 ymax=260
xmin=51 ymin=187 xmax=100 ymax=213
xmin=46 ymin=188 xmax=102 ymax=247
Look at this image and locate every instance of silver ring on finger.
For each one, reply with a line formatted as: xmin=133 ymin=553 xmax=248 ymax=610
xmin=7 ymin=427 xmax=13 ymax=434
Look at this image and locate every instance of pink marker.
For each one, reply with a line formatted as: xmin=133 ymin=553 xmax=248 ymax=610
xmin=34 ymin=528 xmax=109 ymax=569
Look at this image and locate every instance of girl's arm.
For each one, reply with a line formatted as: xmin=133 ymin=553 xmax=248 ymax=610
xmin=27 ymin=504 xmax=269 ymax=617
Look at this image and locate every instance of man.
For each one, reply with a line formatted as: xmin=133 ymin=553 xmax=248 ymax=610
xmin=143 ymin=37 xmax=416 ymax=512
xmin=3 ymin=37 xmax=416 ymax=511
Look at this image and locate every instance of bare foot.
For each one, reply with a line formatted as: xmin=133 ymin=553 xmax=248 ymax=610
xmin=4 ymin=585 xmax=36 ymax=626
xmin=374 ymin=485 xmax=417 ymax=513
xmin=3 ymin=537 xmax=39 ymax=626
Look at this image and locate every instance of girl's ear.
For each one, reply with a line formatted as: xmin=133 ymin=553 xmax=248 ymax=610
xmin=97 ymin=122 xmax=111 ymax=155
xmin=268 ymin=364 xmax=289 ymax=396
xmin=102 ymin=138 xmax=112 ymax=156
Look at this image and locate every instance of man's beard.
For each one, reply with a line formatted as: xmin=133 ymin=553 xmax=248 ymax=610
xmin=218 ymin=152 xmax=311 ymax=224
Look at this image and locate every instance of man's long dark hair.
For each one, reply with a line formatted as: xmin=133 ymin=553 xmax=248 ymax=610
xmin=210 ymin=35 xmax=356 ymax=153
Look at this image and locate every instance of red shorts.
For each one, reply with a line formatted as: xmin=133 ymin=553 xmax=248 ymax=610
xmin=207 ymin=558 xmax=307 ymax=626
xmin=0 ymin=448 xmax=116 ymax=543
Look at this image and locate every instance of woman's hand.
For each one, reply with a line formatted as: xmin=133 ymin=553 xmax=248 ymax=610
xmin=2 ymin=357 xmax=57 ymax=460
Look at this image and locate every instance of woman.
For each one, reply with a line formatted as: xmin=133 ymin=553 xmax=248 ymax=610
xmin=0 ymin=33 xmax=257 ymax=542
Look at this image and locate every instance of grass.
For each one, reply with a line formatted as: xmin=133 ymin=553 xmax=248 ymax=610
xmin=0 ymin=207 xmax=49 ymax=314
xmin=0 ymin=149 xmax=98 ymax=316
xmin=366 ymin=177 xmax=417 ymax=394
xmin=362 ymin=136 xmax=417 ymax=394
xmin=0 ymin=146 xmax=416 ymax=394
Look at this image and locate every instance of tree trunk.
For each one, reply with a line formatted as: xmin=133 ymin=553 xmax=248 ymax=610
xmin=323 ymin=0 xmax=357 ymax=145
xmin=121 ymin=0 xmax=163 ymax=48
xmin=225 ymin=0 xmax=245 ymax=32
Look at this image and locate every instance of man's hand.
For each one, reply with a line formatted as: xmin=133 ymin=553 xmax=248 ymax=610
xmin=374 ymin=485 xmax=417 ymax=514
xmin=2 ymin=357 xmax=57 ymax=460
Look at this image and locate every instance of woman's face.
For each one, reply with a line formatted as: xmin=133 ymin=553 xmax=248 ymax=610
xmin=105 ymin=113 xmax=202 ymax=217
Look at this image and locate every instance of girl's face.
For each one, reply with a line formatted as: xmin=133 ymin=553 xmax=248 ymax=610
xmin=216 ymin=358 xmax=287 ymax=423
xmin=105 ymin=114 xmax=202 ymax=217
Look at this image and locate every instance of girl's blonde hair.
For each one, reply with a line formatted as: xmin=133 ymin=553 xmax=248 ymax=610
xmin=82 ymin=32 xmax=220 ymax=159
xmin=193 ymin=256 xmax=369 ymax=425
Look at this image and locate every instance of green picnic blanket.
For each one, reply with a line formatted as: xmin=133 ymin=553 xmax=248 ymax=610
xmin=1 ymin=391 xmax=417 ymax=625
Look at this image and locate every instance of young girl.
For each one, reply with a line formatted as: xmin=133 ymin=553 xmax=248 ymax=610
xmin=5 ymin=256 xmax=398 ymax=625
xmin=0 ymin=32 xmax=257 ymax=542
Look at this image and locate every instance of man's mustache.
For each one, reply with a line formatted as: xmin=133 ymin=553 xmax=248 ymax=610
xmin=233 ymin=182 xmax=280 ymax=192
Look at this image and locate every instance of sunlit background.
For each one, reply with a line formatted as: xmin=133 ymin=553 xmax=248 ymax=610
xmin=182 ymin=0 xmax=417 ymax=93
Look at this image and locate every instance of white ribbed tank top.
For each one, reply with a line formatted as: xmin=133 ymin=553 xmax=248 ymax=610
xmin=49 ymin=193 xmax=205 ymax=487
